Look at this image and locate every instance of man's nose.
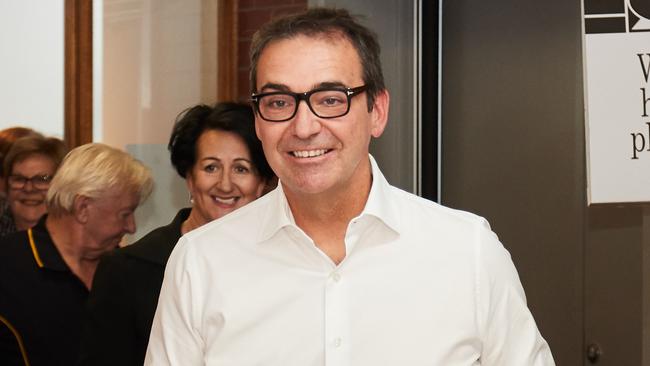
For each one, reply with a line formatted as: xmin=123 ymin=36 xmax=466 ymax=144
xmin=291 ymin=100 xmax=322 ymax=139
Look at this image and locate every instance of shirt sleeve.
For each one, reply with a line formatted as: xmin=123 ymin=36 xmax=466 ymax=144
xmin=78 ymin=252 xmax=137 ymax=365
xmin=475 ymin=219 xmax=556 ymax=365
xmin=144 ymin=236 xmax=205 ymax=365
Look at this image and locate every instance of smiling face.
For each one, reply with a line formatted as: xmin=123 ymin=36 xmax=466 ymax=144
xmin=7 ymin=153 xmax=56 ymax=230
xmin=186 ymin=129 xmax=266 ymax=224
xmin=254 ymin=34 xmax=388 ymax=201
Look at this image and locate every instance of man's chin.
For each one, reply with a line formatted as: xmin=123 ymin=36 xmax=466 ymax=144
xmin=102 ymin=237 xmax=125 ymax=250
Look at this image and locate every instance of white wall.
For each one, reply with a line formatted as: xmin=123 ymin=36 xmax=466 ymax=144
xmin=0 ymin=0 xmax=64 ymax=138
xmin=96 ymin=0 xmax=218 ymax=243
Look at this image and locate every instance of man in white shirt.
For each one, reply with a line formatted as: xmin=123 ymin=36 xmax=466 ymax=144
xmin=145 ymin=7 xmax=555 ymax=365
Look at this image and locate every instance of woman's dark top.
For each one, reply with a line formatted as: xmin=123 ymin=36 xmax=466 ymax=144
xmin=0 ymin=199 xmax=17 ymax=237
xmin=0 ymin=216 xmax=88 ymax=366
xmin=77 ymin=208 xmax=191 ymax=366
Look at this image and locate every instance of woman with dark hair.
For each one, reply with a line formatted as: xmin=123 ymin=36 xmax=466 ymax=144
xmin=78 ymin=102 xmax=275 ymax=366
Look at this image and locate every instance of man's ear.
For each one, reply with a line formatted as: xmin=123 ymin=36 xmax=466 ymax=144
xmin=255 ymin=114 xmax=263 ymax=140
xmin=73 ymin=195 xmax=91 ymax=224
xmin=370 ymin=89 xmax=390 ymax=138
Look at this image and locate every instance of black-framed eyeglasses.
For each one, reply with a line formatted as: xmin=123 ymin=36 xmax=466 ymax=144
xmin=7 ymin=174 xmax=53 ymax=190
xmin=251 ymin=85 xmax=368 ymax=122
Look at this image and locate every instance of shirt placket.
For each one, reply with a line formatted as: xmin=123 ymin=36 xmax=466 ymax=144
xmin=324 ymin=267 xmax=349 ymax=366
xmin=323 ymin=218 xmax=366 ymax=366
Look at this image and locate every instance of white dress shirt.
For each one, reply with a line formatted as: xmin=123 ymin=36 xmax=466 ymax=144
xmin=145 ymin=155 xmax=555 ymax=365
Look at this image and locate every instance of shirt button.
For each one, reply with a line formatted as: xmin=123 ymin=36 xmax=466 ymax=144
xmin=333 ymin=337 xmax=342 ymax=347
xmin=331 ymin=272 xmax=341 ymax=282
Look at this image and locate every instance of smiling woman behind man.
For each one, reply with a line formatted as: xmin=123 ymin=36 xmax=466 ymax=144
xmin=0 ymin=135 xmax=67 ymax=237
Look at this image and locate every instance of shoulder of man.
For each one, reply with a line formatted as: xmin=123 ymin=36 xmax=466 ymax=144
xmin=182 ymin=190 xmax=277 ymax=248
xmin=386 ymin=184 xmax=493 ymax=231
xmin=0 ymin=231 xmax=32 ymax=271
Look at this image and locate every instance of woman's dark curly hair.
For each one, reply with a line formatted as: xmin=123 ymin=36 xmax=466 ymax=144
xmin=168 ymin=102 xmax=274 ymax=181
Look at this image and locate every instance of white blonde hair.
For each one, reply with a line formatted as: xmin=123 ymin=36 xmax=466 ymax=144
xmin=46 ymin=143 xmax=154 ymax=216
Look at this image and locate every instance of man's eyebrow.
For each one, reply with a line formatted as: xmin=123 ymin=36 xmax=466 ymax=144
xmin=258 ymin=81 xmax=349 ymax=93
xmin=315 ymin=81 xmax=347 ymax=89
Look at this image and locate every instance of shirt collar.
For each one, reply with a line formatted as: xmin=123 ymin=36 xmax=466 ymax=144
xmin=257 ymin=183 xmax=296 ymax=243
xmin=28 ymin=216 xmax=70 ymax=272
xmin=257 ymin=154 xmax=401 ymax=243
xmin=362 ymin=154 xmax=401 ymax=234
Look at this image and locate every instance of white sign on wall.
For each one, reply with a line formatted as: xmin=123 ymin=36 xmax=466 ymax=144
xmin=583 ymin=0 xmax=650 ymax=204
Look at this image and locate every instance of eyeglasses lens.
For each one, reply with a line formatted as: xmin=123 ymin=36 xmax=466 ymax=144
xmin=8 ymin=175 xmax=51 ymax=190
xmin=258 ymin=89 xmax=350 ymax=121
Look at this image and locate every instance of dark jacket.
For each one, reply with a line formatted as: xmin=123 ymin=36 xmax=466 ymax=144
xmin=78 ymin=208 xmax=191 ymax=366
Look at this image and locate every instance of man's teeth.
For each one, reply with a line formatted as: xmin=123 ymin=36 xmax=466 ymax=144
xmin=215 ymin=197 xmax=236 ymax=205
xmin=293 ymin=149 xmax=327 ymax=158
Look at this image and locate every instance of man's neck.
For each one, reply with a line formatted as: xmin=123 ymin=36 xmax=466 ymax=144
xmin=46 ymin=215 xmax=99 ymax=289
xmin=284 ymin=168 xmax=373 ymax=265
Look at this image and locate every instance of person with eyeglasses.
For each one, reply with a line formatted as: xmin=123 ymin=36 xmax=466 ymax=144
xmin=145 ymin=8 xmax=555 ymax=365
xmin=0 ymin=127 xmax=42 ymax=196
xmin=0 ymin=135 xmax=67 ymax=237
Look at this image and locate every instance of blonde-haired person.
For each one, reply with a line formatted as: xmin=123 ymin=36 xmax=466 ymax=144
xmin=0 ymin=143 xmax=153 ymax=366
xmin=47 ymin=143 xmax=153 ymax=216
xmin=0 ymin=135 xmax=67 ymax=237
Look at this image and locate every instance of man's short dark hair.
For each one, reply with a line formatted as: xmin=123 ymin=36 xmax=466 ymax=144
xmin=250 ymin=7 xmax=385 ymax=111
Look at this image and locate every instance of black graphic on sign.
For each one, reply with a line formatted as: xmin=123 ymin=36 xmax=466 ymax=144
xmin=584 ymin=0 xmax=650 ymax=34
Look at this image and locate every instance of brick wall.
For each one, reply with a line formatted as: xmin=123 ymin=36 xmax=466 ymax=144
xmin=237 ymin=0 xmax=307 ymax=101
